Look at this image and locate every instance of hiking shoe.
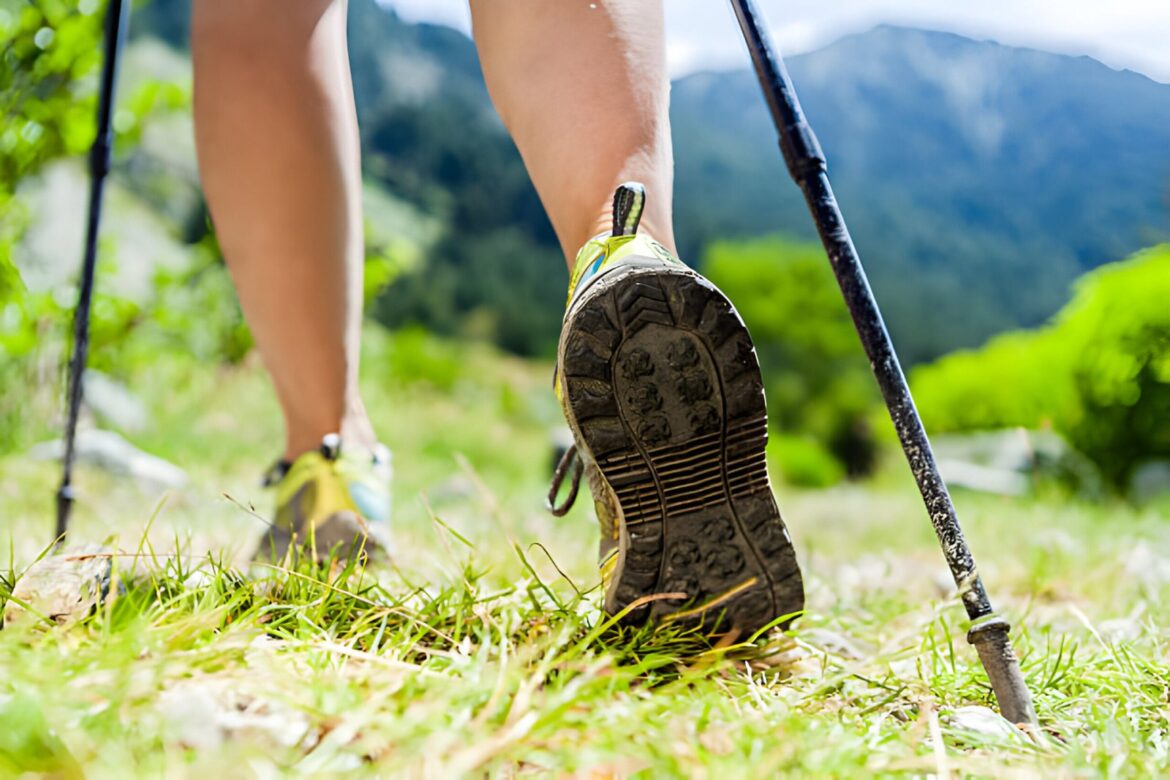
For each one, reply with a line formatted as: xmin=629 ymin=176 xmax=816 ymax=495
xmin=549 ymin=182 xmax=804 ymax=636
xmin=253 ymin=433 xmax=393 ymax=565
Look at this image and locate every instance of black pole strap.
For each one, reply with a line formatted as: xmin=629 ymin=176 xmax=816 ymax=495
xmin=728 ymin=0 xmax=1036 ymax=725
xmin=56 ymin=0 xmax=130 ymax=545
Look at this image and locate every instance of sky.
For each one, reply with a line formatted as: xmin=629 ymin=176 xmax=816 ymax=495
xmin=380 ymin=0 xmax=1170 ymax=84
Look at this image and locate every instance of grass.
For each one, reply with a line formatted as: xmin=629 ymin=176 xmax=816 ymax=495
xmin=1 ymin=330 xmax=1168 ymax=777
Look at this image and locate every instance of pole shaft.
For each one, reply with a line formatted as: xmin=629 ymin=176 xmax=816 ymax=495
xmin=728 ymin=0 xmax=1036 ymax=724
xmin=800 ymin=172 xmax=991 ymax=617
xmin=56 ymin=0 xmax=129 ymax=544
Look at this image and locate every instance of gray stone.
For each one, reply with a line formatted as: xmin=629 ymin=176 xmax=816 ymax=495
xmin=946 ymin=705 xmax=1025 ymax=742
xmin=3 ymin=547 xmax=112 ymax=628
xmin=14 ymin=160 xmax=194 ymax=301
xmin=801 ymin=627 xmax=871 ymax=660
xmin=934 ymin=458 xmax=1028 ymax=495
xmin=82 ymin=370 xmax=150 ymax=433
xmin=29 ymin=428 xmax=187 ymax=490
xmin=157 ymin=681 xmax=314 ymax=752
xmin=932 ymin=428 xmax=1101 ymax=496
xmin=1129 ymin=460 xmax=1170 ymax=504
xmin=1122 ymin=542 xmax=1170 ymax=588
xmin=933 ymin=429 xmax=1050 ymax=472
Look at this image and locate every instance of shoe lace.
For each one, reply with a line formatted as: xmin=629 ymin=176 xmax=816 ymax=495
xmin=546 ymin=444 xmax=583 ymax=517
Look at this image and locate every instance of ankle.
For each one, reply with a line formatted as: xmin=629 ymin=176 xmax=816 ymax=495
xmin=282 ymin=394 xmax=377 ymax=462
xmin=572 ymin=194 xmax=675 ymax=265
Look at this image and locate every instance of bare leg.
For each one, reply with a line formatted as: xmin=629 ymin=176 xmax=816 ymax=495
xmin=192 ymin=0 xmax=374 ymax=460
xmin=469 ymin=0 xmax=675 ymax=264
xmin=472 ymin=3 xmax=803 ymax=635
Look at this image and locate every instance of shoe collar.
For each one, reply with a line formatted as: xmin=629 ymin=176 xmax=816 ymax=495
xmin=566 ymin=233 xmax=633 ymax=308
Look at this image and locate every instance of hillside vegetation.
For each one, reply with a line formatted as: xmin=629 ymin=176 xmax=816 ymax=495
xmin=127 ymin=1 xmax=1170 ymax=362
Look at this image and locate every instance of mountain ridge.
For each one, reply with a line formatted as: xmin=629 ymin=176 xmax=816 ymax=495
xmin=127 ymin=1 xmax=1170 ymax=361
xmin=670 ymin=23 xmax=1170 ymax=358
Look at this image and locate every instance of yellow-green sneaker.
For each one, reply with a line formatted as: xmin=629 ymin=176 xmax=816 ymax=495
xmin=550 ymin=182 xmax=804 ymax=636
xmin=254 ymin=433 xmax=392 ymax=565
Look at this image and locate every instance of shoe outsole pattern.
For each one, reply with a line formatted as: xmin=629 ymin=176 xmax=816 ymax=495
xmin=561 ymin=265 xmax=804 ymax=635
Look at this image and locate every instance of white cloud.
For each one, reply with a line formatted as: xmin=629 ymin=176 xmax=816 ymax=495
xmin=379 ymin=0 xmax=1170 ymax=83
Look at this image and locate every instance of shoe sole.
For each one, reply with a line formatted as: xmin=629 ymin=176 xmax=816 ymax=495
xmin=560 ymin=264 xmax=804 ymax=635
xmin=254 ymin=511 xmax=386 ymax=566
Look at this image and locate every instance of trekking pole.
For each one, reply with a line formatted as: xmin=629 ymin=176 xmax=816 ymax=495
xmin=55 ymin=0 xmax=130 ymax=546
xmin=728 ymin=0 xmax=1037 ymax=726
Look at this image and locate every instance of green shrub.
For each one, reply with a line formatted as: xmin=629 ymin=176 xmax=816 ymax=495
xmin=913 ymin=244 xmax=1170 ymax=491
xmin=705 ymin=236 xmax=879 ymax=480
xmin=771 ymin=434 xmax=845 ymax=488
xmin=1060 ymin=246 xmax=1170 ymax=487
xmin=363 ymin=325 xmax=464 ymax=392
xmin=909 ymin=328 xmax=1076 ymax=433
xmin=1 ymin=1 xmax=104 ymax=451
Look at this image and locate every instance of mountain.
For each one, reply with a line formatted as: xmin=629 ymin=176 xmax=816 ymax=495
xmin=129 ymin=3 xmax=1170 ymax=362
xmin=671 ymin=26 xmax=1170 ymax=361
xmin=344 ymin=1 xmax=566 ymax=355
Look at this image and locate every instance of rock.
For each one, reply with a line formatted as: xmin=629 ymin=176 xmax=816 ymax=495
xmin=932 ymin=568 xmax=957 ymax=598
xmin=934 ymin=459 xmax=1028 ymax=495
xmin=946 ymin=705 xmax=1024 ymax=742
xmin=3 ymin=547 xmax=113 ymax=628
xmin=158 ymin=686 xmax=224 ymax=751
xmin=182 ymin=567 xmax=217 ymax=589
xmin=1098 ymin=615 xmax=1144 ymax=642
xmin=932 ymin=428 xmax=1101 ymax=496
xmin=1121 ymin=542 xmax=1170 ymax=588
xmin=834 ymin=555 xmax=894 ymax=598
xmin=15 ymin=159 xmax=196 ymax=302
xmin=157 ymin=681 xmax=314 ymax=752
xmin=427 ymin=474 xmax=476 ymax=504
xmin=932 ymin=429 xmax=1054 ymax=472
xmin=1129 ymin=460 xmax=1170 ymax=504
xmin=29 ymin=429 xmax=187 ymax=490
xmin=82 ymin=370 xmax=150 ymax=433
xmin=801 ymin=628 xmax=871 ymax=660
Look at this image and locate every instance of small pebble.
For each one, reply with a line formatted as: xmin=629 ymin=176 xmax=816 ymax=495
xmin=947 ymin=705 xmax=1024 ymax=742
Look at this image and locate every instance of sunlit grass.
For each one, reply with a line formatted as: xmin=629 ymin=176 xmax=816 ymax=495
xmin=2 ymin=335 xmax=1168 ymax=776
xmin=0 ymin=508 xmax=1164 ymax=776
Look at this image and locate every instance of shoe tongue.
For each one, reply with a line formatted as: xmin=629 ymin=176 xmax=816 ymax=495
xmin=611 ymin=182 xmax=646 ymax=237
